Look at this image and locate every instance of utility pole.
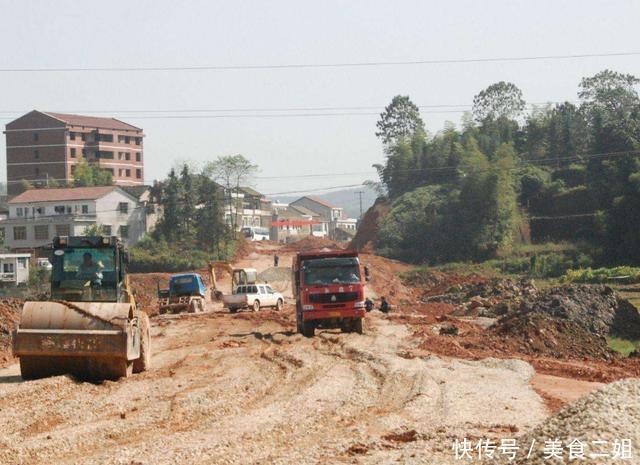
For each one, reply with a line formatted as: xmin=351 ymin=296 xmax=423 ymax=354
xmin=355 ymin=190 xmax=365 ymax=219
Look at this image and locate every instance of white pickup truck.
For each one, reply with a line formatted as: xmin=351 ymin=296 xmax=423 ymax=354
xmin=223 ymin=283 xmax=284 ymax=313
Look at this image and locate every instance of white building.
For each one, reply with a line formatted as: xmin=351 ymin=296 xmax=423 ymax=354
xmin=0 ymin=253 xmax=30 ymax=286
xmin=1 ymin=186 xmax=150 ymax=249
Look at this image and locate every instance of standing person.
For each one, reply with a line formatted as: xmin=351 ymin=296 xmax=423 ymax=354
xmin=274 ymin=255 xmax=279 ymax=267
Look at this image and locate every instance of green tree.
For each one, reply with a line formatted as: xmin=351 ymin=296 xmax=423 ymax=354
xmin=375 ymin=95 xmax=425 ymax=145
xmin=472 ymin=81 xmax=526 ymax=122
xmin=179 ymin=164 xmax=197 ymax=237
xmin=205 ymin=155 xmax=258 ymax=232
xmin=156 ymin=169 xmax=180 ymax=240
xmin=72 ymin=158 xmax=113 ymax=187
xmin=84 ymin=224 xmax=108 ymax=236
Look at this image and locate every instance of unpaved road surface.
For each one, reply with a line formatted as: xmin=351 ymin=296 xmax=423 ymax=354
xmin=0 ymin=243 xmax=588 ymax=464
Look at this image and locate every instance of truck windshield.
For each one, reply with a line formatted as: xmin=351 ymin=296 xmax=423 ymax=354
xmin=51 ymin=247 xmax=117 ymax=302
xmin=302 ymin=257 xmax=361 ymax=285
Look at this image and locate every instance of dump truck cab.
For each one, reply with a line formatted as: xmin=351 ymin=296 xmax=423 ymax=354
xmin=12 ymin=235 xmax=150 ymax=381
xmin=292 ymin=250 xmax=367 ymax=337
xmin=158 ymin=273 xmax=207 ymax=314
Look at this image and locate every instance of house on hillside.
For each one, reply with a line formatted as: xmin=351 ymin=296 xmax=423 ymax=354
xmin=4 ymin=110 xmax=144 ymax=196
xmin=225 ymin=186 xmax=273 ymax=231
xmin=0 ymin=186 xmax=151 ymax=250
xmin=289 ymin=195 xmax=358 ymax=240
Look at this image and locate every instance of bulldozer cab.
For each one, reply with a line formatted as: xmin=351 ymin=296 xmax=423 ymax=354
xmin=50 ymin=236 xmax=129 ymax=303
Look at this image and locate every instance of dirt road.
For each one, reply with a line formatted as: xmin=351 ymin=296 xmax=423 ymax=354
xmin=0 ymin=242 xmax=592 ymax=464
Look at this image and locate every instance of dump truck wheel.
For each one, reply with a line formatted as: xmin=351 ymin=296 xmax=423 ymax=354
xmin=229 ymin=306 xmax=238 ymax=314
xmin=339 ymin=320 xmax=352 ymax=333
xmin=133 ymin=312 xmax=151 ymax=374
xmin=353 ymin=318 xmax=364 ymax=335
xmin=252 ymin=300 xmax=260 ymax=312
xmin=302 ymin=321 xmax=315 ymax=338
xmin=276 ymin=299 xmax=284 ymax=311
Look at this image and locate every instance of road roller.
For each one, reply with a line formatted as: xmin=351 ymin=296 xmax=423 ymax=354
xmin=12 ymin=235 xmax=150 ymax=381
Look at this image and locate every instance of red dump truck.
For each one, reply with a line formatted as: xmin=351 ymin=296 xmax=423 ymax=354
xmin=292 ymin=250 xmax=368 ymax=337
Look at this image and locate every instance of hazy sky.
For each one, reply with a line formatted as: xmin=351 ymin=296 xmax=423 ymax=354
xmin=1 ymin=0 xmax=639 ymax=197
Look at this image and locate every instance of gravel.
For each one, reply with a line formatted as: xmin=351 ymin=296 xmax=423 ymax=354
xmin=488 ymin=378 xmax=640 ymax=464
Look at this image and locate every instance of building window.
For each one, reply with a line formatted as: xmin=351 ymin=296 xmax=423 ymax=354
xmin=95 ymin=151 xmax=114 ymax=159
xmin=119 ymin=225 xmax=129 ymax=238
xmin=125 ymin=152 xmax=130 ymax=161
xmin=81 ymin=204 xmax=89 ymax=214
xmin=136 ymin=169 xmax=142 ymax=179
xmin=33 ymin=133 xmax=39 ymax=141
xmin=3 ymin=263 xmax=14 ymax=273
xmin=13 ymin=226 xmax=26 ymax=241
xmin=34 ymin=225 xmax=49 ymax=241
xmin=136 ymin=152 xmax=141 ymax=162
xmin=17 ymin=257 xmax=27 ymax=269
xmin=33 ymin=207 xmax=44 ymax=215
xmin=118 ymin=202 xmax=129 ymax=214
xmin=125 ymin=169 xmax=131 ymax=177
xmin=81 ymin=133 xmax=86 ymax=142
xmin=69 ymin=132 xmax=76 ymax=141
xmin=135 ymin=137 xmax=141 ymax=145
xmin=16 ymin=207 xmax=23 ymax=217
xmin=0 ymin=227 xmax=5 ymax=243
xmin=34 ymin=150 xmax=39 ymax=159
xmin=70 ymin=148 xmax=76 ymax=158
xmin=55 ymin=224 xmax=70 ymax=236
xmin=103 ymin=225 xmax=112 ymax=235
xmin=54 ymin=205 xmax=66 ymax=214
xmin=118 ymin=169 xmax=123 ymax=177
xmin=96 ymin=134 xmax=113 ymax=142
xmin=125 ymin=136 xmax=130 ymax=144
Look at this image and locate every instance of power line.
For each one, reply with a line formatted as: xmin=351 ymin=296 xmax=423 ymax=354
xmin=0 ymin=51 xmax=637 ymax=73
xmin=0 ymin=101 xmax=573 ymax=116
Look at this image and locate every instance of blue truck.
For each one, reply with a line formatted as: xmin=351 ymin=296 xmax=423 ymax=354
xmin=158 ymin=273 xmax=207 ymax=314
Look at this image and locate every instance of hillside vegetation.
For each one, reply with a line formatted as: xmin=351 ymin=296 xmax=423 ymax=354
xmin=367 ymin=71 xmax=640 ymax=269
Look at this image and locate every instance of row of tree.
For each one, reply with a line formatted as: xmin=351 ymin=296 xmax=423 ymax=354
xmin=373 ymin=70 xmax=640 ymax=264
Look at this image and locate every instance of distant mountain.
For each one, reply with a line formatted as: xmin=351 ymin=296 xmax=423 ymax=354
xmin=270 ymin=186 xmax=379 ymax=219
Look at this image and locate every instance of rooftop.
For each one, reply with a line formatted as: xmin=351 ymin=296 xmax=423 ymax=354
xmin=297 ymin=195 xmax=339 ymax=209
xmin=44 ymin=112 xmax=142 ymax=132
xmin=8 ymin=186 xmax=119 ymax=204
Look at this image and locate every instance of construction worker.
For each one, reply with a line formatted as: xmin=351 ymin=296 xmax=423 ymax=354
xmin=274 ymin=255 xmax=279 ymax=267
xmin=379 ymin=296 xmax=390 ymax=314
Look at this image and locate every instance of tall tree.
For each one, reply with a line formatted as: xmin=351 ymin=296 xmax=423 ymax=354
xmin=472 ymin=81 xmax=526 ymax=122
xmin=179 ymin=164 xmax=197 ymax=236
xmin=205 ymin=155 xmax=258 ymax=232
xmin=376 ymin=95 xmax=425 ymax=145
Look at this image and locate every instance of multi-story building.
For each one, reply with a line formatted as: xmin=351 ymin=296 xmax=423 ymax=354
xmin=4 ymin=110 xmax=144 ymax=195
xmin=0 ymin=186 xmax=150 ymax=249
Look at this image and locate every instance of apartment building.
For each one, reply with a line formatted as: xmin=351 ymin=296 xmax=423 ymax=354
xmin=1 ymin=186 xmax=149 ymax=249
xmin=4 ymin=110 xmax=144 ymax=195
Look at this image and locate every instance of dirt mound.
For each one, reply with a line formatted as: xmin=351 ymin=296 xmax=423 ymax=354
xmin=282 ymin=236 xmax=344 ymax=253
xmin=492 ymin=312 xmax=613 ymax=360
xmin=0 ymin=298 xmax=24 ymax=367
xmin=130 ymin=272 xmax=172 ymax=316
xmin=520 ymin=284 xmax=640 ymax=339
xmin=348 ymin=197 xmax=389 ymax=252
xmin=490 ymin=378 xmax=640 ymax=464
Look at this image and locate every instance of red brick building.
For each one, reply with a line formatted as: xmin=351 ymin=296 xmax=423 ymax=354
xmin=4 ymin=110 xmax=144 ymax=195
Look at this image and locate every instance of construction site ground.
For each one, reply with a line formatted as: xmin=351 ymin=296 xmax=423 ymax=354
xmin=0 ymin=240 xmax=638 ymax=464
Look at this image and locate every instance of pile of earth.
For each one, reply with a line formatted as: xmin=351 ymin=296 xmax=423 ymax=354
xmin=488 ymin=284 xmax=640 ymax=359
xmin=0 ymin=298 xmax=24 ymax=367
xmin=348 ymin=197 xmax=389 ymax=253
xmin=129 ymin=272 xmax=172 ymax=316
xmin=421 ymin=276 xmax=538 ymax=317
xmin=518 ymin=284 xmax=640 ymax=339
xmin=282 ymin=236 xmax=344 ymax=253
xmin=487 ymin=378 xmax=640 ymax=464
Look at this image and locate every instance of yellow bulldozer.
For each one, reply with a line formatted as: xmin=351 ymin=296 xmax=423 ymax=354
xmin=12 ymin=236 xmax=150 ymax=381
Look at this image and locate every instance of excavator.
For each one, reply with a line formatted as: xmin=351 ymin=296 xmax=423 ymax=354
xmin=12 ymin=236 xmax=150 ymax=381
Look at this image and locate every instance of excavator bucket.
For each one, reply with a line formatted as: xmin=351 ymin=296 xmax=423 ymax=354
xmin=12 ymin=301 xmax=141 ymax=381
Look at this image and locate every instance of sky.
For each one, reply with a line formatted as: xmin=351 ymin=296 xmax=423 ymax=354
xmin=1 ymin=0 xmax=639 ymax=197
